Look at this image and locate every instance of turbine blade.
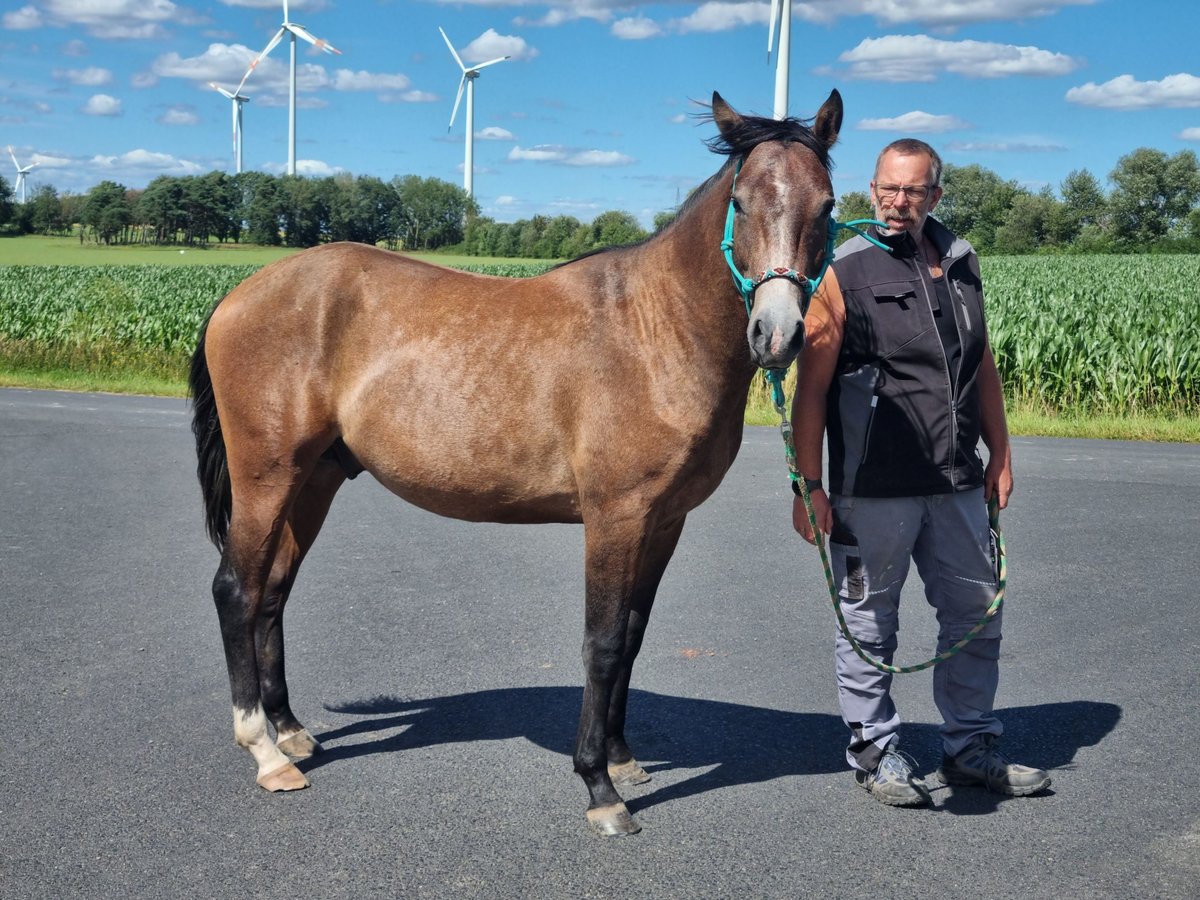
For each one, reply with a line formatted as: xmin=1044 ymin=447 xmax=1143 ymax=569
xmin=288 ymin=23 xmax=341 ymax=55
xmin=439 ymin=27 xmax=466 ymax=72
xmin=210 ymin=82 xmax=236 ymax=100
xmin=237 ymin=27 xmax=287 ymax=94
xmin=449 ymin=74 xmax=466 ymax=130
xmin=283 ymin=0 xmax=289 ymax=25
xmin=7 ymin=146 xmax=18 ymax=168
xmin=768 ymin=0 xmax=780 ymax=58
xmin=471 ymin=55 xmax=510 ymax=72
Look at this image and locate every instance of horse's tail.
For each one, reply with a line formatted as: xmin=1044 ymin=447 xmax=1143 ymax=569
xmin=189 ymin=306 xmax=231 ymax=552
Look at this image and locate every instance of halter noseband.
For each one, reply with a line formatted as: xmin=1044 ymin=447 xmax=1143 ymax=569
xmin=721 ymin=155 xmax=891 ymax=318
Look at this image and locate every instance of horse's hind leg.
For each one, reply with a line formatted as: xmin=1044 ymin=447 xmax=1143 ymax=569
xmin=213 ymin=472 xmax=315 ymax=792
xmin=606 ymin=515 xmax=686 ymax=788
xmin=257 ymin=462 xmax=346 ymax=762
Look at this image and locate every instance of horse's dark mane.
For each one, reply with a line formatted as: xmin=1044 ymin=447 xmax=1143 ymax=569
xmin=551 ymin=107 xmax=833 ymax=272
xmin=703 ymin=109 xmax=834 ymax=175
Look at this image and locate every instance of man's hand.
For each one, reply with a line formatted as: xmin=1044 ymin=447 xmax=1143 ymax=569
xmin=984 ymin=455 xmax=1013 ymax=510
xmin=793 ymin=488 xmax=832 ymax=544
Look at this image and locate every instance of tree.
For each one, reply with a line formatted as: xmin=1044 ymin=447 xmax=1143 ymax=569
xmin=392 ymin=175 xmax=478 ymax=250
xmin=834 ymin=190 xmax=872 ymax=245
xmin=81 ymin=180 xmax=132 ymax=244
xmin=993 ymin=190 xmax=1061 ymax=254
xmin=29 ymin=185 xmax=67 ymax=235
xmin=0 ymin=175 xmax=13 ymax=229
xmin=653 ymin=210 xmax=677 ymax=233
xmin=536 ymin=215 xmax=583 ymax=258
xmin=1107 ymin=148 xmax=1200 ymax=248
xmin=937 ymin=164 xmax=1023 ymax=252
xmin=590 ymin=210 xmax=647 ymax=248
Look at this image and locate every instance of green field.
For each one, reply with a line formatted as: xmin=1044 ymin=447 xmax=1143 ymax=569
xmin=1 ymin=235 xmax=1197 ymax=442
xmin=0 ymin=234 xmax=555 ymax=270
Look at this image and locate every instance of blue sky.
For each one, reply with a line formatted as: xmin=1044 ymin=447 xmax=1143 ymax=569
xmin=2 ymin=1 xmax=1199 ymax=227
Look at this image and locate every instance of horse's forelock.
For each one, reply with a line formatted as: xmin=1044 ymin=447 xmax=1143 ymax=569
xmin=703 ymin=112 xmax=834 ymax=176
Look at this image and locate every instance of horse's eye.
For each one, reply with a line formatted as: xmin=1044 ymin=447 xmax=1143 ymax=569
xmin=731 ymin=197 xmax=744 ymax=215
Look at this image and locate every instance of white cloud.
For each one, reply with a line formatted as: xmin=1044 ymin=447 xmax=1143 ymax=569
xmin=857 ymin=110 xmax=970 ymax=132
xmin=2 ymin=5 xmax=42 ymax=29
xmin=83 ymin=94 xmax=123 ymax=116
xmin=92 ymin=149 xmax=203 ymax=174
xmin=850 ymin=0 xmax=1098 ymax=29
xmin=151 ymin=43 xmax=260 ymax=87
xmin=494 ymin=195 xmax=518 ymax=207
xmin=509 ymin=145 xmax=567 ymax=162
xmin=477 ymin=126 xmax=515 ymax=141
xmin=53 ymin=67 xmax=113 ymax=86
xmin=835 ymin=34 xmax=1081 ymax=82
xmin=158 ymin=106 xmax=200 ymax=126
xmin=1180 ymin=127 xmax=1200 ymax=141
xmin=611 ymin=16 xmax=662 ymax=40
xmin=13 ymin=0 xmax=201 ymax=40
xmin=563 ymin=149 xmax=635 ymax=167
xmin=332 ymin=70 xmax=413 ymax=92
xmin=462 ymin=29 xmax=537 ymax=64
xmin=1065 ymin=73 xmax=1200 ymax=109
xmin=508 ymin=144 xmax=635 ymax=166
xmin=62 ymin=39 xmax=88 ymax=57
xmin=669 ymin=113 xmax=688 ymax=124
xmin=671 ymin=2 xmax=768 ymax=34
xmin=946 ymin=139 xmax=1068 ymax=152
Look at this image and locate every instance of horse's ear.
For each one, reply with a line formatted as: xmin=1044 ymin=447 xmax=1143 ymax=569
xmin=712 ymin=91 xmax=742 ymax=137
xmin=812 ymin=88 xmax=843 ymax=151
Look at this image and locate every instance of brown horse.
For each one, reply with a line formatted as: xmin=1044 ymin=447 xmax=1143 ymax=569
xmin=190 ymin=90 xmax=842 ymax=835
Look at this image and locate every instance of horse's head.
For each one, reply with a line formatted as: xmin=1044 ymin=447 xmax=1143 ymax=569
xmin=711 ymin=89 xmax=841 ymax=369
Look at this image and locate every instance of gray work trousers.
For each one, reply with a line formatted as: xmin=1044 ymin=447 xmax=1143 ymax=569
xmin=828 ymin=488 xmax=1003 ymax=772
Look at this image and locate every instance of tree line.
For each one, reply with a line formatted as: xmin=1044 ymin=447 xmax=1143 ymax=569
xmin=1 ymin=144 xmax=1198 ymax=256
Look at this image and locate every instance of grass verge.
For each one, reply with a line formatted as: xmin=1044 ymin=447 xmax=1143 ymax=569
xmin=5 ymin=361 xmax=1197 ymax=442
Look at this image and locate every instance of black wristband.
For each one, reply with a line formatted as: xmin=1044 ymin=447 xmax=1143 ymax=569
xmin=791 ymin=477 xmax=823 ymax=495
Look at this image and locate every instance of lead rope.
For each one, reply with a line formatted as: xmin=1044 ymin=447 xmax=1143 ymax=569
xmin=766 ymin=379 xmax=1006 ymax=674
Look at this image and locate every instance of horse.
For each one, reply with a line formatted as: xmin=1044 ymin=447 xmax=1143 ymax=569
xmin=189 ymin=89 xmax=842 ymax=836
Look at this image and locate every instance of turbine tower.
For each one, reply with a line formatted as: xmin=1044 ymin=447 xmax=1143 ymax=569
xmin=8 ymin=147 xmax=38 ymax=203
xmin=439 ymin=27 xmax=510 ymax=198
xmin=210 ymin=83 xmax=250 ymax=174
xmin=237 ymin=0 xmax=341 ymax=176
xmin=767 ymin=0 xmax=792 ymax=119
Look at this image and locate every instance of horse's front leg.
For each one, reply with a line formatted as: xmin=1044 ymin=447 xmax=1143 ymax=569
xmin=575 ymin=514 xmax=654 ymax=836
xmin=606 ymin=515 xmax=687 ymax=789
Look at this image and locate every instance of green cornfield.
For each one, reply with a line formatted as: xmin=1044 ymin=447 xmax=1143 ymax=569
xmin=1 ymin=255 xmax=1197 ymax=418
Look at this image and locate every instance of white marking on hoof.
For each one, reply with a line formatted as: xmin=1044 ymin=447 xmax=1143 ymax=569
xmin=587 ymin=803 xmax=641 ymax=836
xmin=234 ymin=705 xmax=291 ymax=780
xmin=608 ymin=759 xmax=651 ymax=787
xmin=277 ymin=729 xmax=321 ymax=759
xmin=256 ymin=761 xmax=309 ymax=792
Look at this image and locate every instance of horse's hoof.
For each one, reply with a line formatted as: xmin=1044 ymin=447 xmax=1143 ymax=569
xmin=256 ymin=761 xmax=309 ymax=792
xmin=277 ymin=730 xmax=322 ymax=759
xmin=586 ymin=803 xmax=641 ymax=836
xmin=608 ymin=759 xmax=651 ymax=787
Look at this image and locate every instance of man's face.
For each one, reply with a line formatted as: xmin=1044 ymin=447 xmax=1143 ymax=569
xmin=870 ymin=151 xmax=943 ymax=239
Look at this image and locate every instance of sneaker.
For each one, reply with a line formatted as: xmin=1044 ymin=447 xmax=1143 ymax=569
xmin=937 ymin=735 xmax=1051 ymax=796
xmin=855 ymin=747 xmax=932 ymax=807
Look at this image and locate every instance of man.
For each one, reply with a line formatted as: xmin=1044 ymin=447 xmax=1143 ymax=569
xmin=791 ymin=138 xmax=1051 ymax=807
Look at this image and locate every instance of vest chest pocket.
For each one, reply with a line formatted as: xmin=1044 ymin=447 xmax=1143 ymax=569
xmin=856 ymin=279 xmax=931 ymax=355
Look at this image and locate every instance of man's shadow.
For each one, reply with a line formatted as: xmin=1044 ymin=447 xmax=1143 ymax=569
xmin=305 ymin=688 xmax=1119 ymax=815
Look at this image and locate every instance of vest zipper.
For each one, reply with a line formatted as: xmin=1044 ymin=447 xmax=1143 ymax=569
xmin=914 ymin=252 xmax=959 ymax=487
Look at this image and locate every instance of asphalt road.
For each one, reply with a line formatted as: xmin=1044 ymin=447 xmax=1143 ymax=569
xmin=1 ymin=387 xmax=1198 ymax=899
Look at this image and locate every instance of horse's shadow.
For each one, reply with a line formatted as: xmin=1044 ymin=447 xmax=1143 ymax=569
xmin=306 ymin=688 xmax=1120 ymax=815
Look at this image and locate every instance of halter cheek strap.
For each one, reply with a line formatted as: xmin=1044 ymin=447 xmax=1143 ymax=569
xmin=721 ymin=156 xmax=891 ymax=318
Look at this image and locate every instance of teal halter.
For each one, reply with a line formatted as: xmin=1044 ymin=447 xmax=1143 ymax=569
xmin=720 ymin=155 xmax=891 ymax=318
xmin=719 ymin=154 xmax=892 ymax=408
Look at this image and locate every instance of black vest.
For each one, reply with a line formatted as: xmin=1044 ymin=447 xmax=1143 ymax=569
xmin=827 ymin=219 xmax=987 ymax=497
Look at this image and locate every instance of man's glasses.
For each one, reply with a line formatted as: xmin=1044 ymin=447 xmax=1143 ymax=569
xmin=875 ymin=184 xmax=933 ymax=202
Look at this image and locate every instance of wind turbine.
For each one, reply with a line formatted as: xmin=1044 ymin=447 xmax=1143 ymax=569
xmin=236 ymin=0 xmax=341 ymax=176
xmin=767 ymin=0 xmax=792 ymax=119
xmin=7 ymin=147 xmax=38 ymax=203
xmin=209 ymin=83 xmax=250 ymax=174
xmin=439 ymin=27 xmax=510 ymax=199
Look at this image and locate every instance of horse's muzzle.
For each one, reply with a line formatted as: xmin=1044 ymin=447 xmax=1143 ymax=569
xmin=748 ymin=313 xmax=805 ymax=368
